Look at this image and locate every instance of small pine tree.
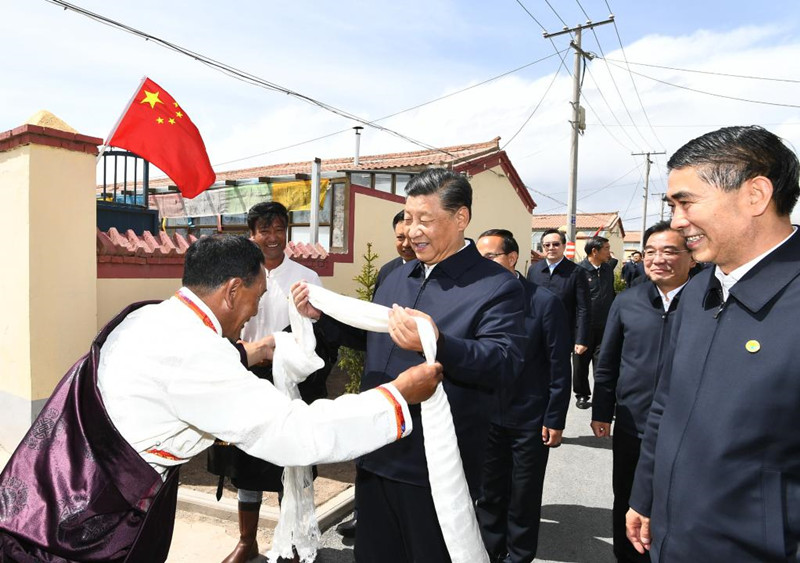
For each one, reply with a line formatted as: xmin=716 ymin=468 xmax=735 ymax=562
xmin=339 ymin=242 xmax=379 ymax=394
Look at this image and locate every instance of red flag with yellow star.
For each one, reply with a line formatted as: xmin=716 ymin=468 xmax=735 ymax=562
xmin=106 ymin=77 xmax=216 ymax=199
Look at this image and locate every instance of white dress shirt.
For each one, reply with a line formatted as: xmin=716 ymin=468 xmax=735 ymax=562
xmin=97 ymin=288 xmax=410 ymax=479
xmin=241 ymin=256 xmax=322 ymax=341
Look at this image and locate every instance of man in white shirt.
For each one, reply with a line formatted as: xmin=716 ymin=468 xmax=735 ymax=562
xmin=0 ymin=234 xmax=441 ymax=562
xmin=219 ymin=202 xmax=331 ymax=563
xmin=626 ymin=126 xmax=800 ymax=561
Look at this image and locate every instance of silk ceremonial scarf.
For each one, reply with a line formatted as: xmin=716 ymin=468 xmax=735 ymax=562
xmin=302 ymin=284 xmax=488 ymax=563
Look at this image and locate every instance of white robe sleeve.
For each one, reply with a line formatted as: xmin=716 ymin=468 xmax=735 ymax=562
xmin=165 ymin=343 xmax=409 ymax=466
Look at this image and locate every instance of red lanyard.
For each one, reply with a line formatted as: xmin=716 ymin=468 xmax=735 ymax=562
xmin=175 ymin=290 xmax=219 ymax=334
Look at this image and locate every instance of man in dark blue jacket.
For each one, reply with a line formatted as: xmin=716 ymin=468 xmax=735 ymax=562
xmin=591 ymin=221 xmax=695 ymax=563
xmin=621 ymin=251 xmax=645 ymax=288
xmin=293 ymin=168 xmax=526 ymax=563
xmin=374 ymin=210 xmax=417 ymax=293
xmin=627 ymin=126 xmax=800 ymax=561
xmin=527 ymin=229 xmax=591 ymax=399
xmin=573 ymin=236 xmax=618 ymax=409
xmin=475 ymin=229 xmax=571 ymax=563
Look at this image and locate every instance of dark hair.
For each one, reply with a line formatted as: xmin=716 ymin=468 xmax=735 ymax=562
xmin=540 ymin=228 xmax=567 ymax=244
xmin=247 ymin=201 xmax=289 ymax=232
xmin=631 ymin=250 xmax=643 ymax=258
xmin=642 ymin=220 xmax=688 ymax=249
xmin=405 ymin=168 xmax=472 ymax=218
xmin=392 ymin=210 xmax=405 ymax=229
xmin=668 ymin=125 xmax=800 ymax=216
xmin=585 ymin=235 xmax=609 ymax=255
xmin=182 ymin=235 xmax=264 ymax=292
xmin=479 ymin=228 xmax=519 ymax=254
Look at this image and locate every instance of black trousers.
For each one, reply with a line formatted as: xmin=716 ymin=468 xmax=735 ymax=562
xmin=476 ymin=423 xmax=550 ymax=563
xmin=572 ymin=324 xmax=605 ymax=398
xmin=354 ymin=467 xmax=451 ymax=563
xmin=613 ymin=429 xmax=651 ymax=563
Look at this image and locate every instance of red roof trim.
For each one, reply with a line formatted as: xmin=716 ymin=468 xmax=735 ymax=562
xmin=455 ymin=151 xmax=536 ymax=213
xmin=0 ymin=124 xmax=102 ymax=155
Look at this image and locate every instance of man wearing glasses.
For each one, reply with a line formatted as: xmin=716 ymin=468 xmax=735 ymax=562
xmin=626 ymin=126 xmax=800 ymax=561
xmin=527 ymin=229 xmax=591 ymax=403
xmin=590 ymin=221 xmax=694 ymax=563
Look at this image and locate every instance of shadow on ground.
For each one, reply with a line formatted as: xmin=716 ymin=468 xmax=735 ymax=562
xmin=560 ymin=435 xmax=613 ymax=450
xmin=536 ymin=504 xmax=614 ymax=562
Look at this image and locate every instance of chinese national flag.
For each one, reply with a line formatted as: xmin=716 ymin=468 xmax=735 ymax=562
xmin=107 ymin=77 xmax=216 ymax=199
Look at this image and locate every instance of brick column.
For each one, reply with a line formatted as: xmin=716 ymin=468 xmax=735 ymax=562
xmin=0 ymin=119 xmax=101 ymax=453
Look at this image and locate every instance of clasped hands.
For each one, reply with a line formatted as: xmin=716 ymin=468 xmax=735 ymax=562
xmin=289 ymin=281 xmax=443 ymax=404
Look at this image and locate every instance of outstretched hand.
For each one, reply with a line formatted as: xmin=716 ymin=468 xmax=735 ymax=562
xmin=392 ymin=362 xmax=444 ymax=404
xmin=290 ymin=281 xmax=322 ymax=320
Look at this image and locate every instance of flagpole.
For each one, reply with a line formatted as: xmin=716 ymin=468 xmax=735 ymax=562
xmin=96 ymin=75 xmax=148 ymax=164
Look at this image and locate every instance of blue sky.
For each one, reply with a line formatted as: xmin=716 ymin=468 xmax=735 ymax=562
xmin=3 ymin=0 xmax=800 ymax=227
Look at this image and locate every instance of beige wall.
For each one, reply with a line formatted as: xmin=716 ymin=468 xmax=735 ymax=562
xmin=0 ymin=140 xmax=98 ymax=451
xmin=97 ymin=278 xmax=182 ymax=329
xmin=0 ymin=148 xmax=32 ymax=400
xmin=467 ymin=166 xmax=533 ymax=274
xmin=323 ymin=191 xmax=404 ymax=296
xmin=323 ymin=168 xmax=533 ymax=294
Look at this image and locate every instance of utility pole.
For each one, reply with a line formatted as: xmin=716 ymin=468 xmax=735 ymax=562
xmin=544 ymin=16 xmax=614 ymax=245
xmin=655 ymin=192 xmax=668 ymax=221
xmin=631 ymin=151 xmax=666 ymax=240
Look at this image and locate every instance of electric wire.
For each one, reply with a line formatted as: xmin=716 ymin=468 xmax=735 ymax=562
xmin=600 ymin=57 xmax=800 ymax=84
xmin=45 ymin=0 xmax=458 ymax=159
xmin=501 ymin=63 xmax=563 ymax=150
xmin=218 ymin=50 xmax=567 ymax=168
xmin=604 ymin=57 xmax=800 ymax=109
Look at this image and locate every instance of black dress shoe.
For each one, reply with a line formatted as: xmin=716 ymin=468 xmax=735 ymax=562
xmin=336 ymin=516 xmax=357 ymax=538
xmin=576 ymin=396 xmax=591 ymax=409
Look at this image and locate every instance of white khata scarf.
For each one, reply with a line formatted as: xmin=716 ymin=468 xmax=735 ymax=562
xmin=266 ymin=284 xmax=487 ymax=563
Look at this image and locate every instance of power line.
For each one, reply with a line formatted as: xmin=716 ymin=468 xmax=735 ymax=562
xmin=216 ymin=50 xmax=567 ymax=168
xmin=502 ymin=63 xmax=563 ymax=150
xmin=604 ymin=5 xmax=668 ymax=152
xmin=600 ymin=57 xmax=800 ymax=84
xmin=46 ymin=0 xmax=457 ymax=159
xmin=604 ymin=59 xmax=800 ymax=109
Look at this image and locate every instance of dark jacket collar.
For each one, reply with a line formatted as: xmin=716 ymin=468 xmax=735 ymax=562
xmin=647 ymin=279 xmax=686 ymax=312
xmin=409 ymin=238 xmax=482 ymax=281
xmin=702 ymin=227 xmax=800 ymax=314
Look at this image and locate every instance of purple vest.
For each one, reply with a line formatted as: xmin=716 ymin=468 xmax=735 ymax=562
xmin=0 ymin=302 xmax=179 ymax=562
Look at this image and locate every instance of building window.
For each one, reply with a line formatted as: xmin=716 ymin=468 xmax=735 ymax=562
xmin=375 ymin=173 xmax=393 ymax=193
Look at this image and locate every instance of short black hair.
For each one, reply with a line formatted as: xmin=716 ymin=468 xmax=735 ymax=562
xmin=540 ymin=228 xmax=567 ymax=244
xmin=479 ymin=228 xmax=519 ymax=255
xmin=182 ymin=235 xmax=264 ymax=293
xmin=247 ymin=201 xmax=289 ymax=232
xmin=405 ymin=168 xmax=472 ymax=218
xmin=392 ymin=210 xmax=405 ymax=229
xmin=585 ymin=235 xmax=609 ymax=255
xmin=642 ymin=220 xmax=687 ymax=249
xmin=631 ymin=250 xmax=643 ymax=258
xmin=668 ymin=125 xmax=800 ymax=216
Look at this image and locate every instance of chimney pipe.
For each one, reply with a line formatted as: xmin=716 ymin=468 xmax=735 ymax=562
xmin=353 ymin=126 xmax=363 ymax=166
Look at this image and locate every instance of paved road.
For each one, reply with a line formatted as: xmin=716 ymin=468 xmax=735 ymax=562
xmin=168 ymin=394 xmax=616 ymax=562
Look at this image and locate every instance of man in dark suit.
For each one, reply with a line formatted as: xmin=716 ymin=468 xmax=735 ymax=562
xmin=621 ymin=251 xmax=645 ymax=288
xmin=375 ymin=210 xmax=417 ymax=293
xmin=293 ymin=168 xmax=526 ymax=563
xmin=475 ymin=229 xmax=571 ymax=563
xmin=591 ymin=221 xmax=695 ymax=563
xmin=527 ymin=229 xmax=590 ymax=402
xmin=627 ymin=126 xmax=800 ymax=561
xmin=573 ymin=236 xmax=618 ymax=409
xmin=337 ymin=209 xmax=418 ymax=539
